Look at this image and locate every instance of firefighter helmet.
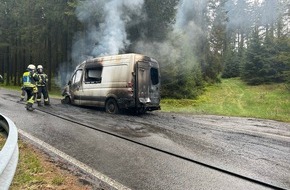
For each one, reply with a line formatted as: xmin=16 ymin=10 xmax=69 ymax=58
xmin=37 ymin=65 xmax=43 ymax=70
xmin=27 ymin=64 xmax=36 ymax=70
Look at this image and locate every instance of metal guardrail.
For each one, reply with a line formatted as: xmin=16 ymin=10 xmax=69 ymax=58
xmin=0 ymin=114 xmax=19 ymax=190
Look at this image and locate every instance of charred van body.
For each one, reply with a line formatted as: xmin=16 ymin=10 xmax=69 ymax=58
xmin=62 ymin=53 xmax=161 ymax=114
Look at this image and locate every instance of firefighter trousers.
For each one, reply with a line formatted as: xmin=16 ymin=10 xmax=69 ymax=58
xmin=24 ymin=86 xmax=37 ymax=106
xmin=37 ymin=85 xmax=49 ymax=105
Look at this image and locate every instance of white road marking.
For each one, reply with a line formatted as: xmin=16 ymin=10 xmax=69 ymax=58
xmin=18 ymin=128 xmax=131 ymax=190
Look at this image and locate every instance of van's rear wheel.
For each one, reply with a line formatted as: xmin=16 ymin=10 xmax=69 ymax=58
xmin=105 ymin=99 xmax=119 ymax=114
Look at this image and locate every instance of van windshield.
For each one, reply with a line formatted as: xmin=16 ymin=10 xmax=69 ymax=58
xmin=72 ymin=69 xmax=82 ymax=84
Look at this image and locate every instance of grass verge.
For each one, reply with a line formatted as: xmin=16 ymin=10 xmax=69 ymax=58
xmin=161 ymin=78 xmax=290 ymax=122
xmin=0 ymin=132 xmax=92 ymax=190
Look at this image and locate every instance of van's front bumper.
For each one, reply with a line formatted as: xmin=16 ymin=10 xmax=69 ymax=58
xmin=145 ymin=105 xmax=161 ymax=111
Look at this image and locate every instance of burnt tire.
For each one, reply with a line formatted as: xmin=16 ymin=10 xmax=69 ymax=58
xmin=61 ymin=96 xmax=71 ymax=104
xmin=136 ymin=106 xmax=146 ymax=115
xmin=105 ymin=98 xmax=119 ymax=114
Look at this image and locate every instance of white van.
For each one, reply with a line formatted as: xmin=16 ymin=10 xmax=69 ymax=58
xmin=62 ymin=53 xmax=161 ymax=114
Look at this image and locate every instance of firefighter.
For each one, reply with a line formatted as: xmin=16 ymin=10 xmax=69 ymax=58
xmin=22 ymin=64 xmax=39 ymax=111
xmin=36 ymin=65 xmax=50 ymax=106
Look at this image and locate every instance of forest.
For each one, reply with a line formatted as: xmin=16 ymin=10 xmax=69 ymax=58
xmin=0 ymin=0 xmax=290 ymax=98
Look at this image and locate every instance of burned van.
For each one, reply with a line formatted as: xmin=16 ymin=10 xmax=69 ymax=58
xmin=62 ymin=53 xmax=161 ymax=114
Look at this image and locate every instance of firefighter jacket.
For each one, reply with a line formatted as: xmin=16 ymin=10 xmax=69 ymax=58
xmin=37 ymin=73 xmax=48 ymax=87
xmin=22 ymin=70 xmax=39 ymax=88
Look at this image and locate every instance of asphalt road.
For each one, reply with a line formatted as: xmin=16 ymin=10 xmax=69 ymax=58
xmin=1 ymin=88 xmax=290 ymax=190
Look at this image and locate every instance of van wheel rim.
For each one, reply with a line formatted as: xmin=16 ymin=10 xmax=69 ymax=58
xmin=106 ymin=99 xmax=118 ymax=114
xmin=108 ymin=104 xmax=115 ymax=112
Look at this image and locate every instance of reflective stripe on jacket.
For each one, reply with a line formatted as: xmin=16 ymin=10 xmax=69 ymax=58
xmin=37 ymin=73 xmax=48 ymax=86
xmin=23 ymin=71 xmax=38 ymax=87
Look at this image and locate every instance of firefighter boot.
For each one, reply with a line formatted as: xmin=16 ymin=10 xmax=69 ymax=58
xmin=26 ymin=102 xmax=34 ymax=111
xmin=44 ymin=101 xmax=50 ymax=106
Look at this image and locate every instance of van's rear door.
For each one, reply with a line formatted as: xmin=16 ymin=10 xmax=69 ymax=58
xmin=136 ymin=61 xmax=160 ymax=109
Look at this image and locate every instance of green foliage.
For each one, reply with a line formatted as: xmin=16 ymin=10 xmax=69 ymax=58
xmin=156 ymin=31 xmax=205 ymax=99
xmin=241 ymin=34 xmax=264 ymax=84
xmin=52 ymin=176 xmax=65 ymax=186
xmin=12 ymin=142 xmax=45 ymax=187
xmin=1 ymin=0 xmax=290 ymax=99
xmin=0 ymin=133 xmax=5 ymax=149
xmin=161 ymin=78 xmax=290 ymax=122
xmin=222 ymin=49 xmax=241 ymax=78
xmin=161 ymin=62 xmax=204 ymax=99
xmin=241 ymin=26 xmax=289 ymax=85
xmin=141 ymin=0 xmax=178 ymax=42
xmin=10 ymin=138 xmax=89 ymax=189
xmin=276 ymin=37 xmax=290 ymax=85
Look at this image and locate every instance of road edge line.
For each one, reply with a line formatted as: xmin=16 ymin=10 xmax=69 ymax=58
xmin=17 ymin=128 xmax=131 ymax=190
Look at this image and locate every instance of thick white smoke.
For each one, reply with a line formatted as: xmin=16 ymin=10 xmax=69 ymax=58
xmin=91 ymin=0 xmax=144 ymax=56
xmin=73 ymin=0 xmax=144 ymax=65
xmin=225 ymin=0 xmax=284 ymax=30
xmin=173 ymin=0 xmax=208 ymax=54
xmin=174 ymin=0 xmax=208 ymax=31
xmin=57 ymin=0 xmax=144 ymax=88
xmin=134 ymin=0 xmax=207 ymax=67
xmin=71 ymin=0 xmax=286 ymax=67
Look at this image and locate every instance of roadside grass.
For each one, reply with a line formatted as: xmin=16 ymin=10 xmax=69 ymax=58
xmin=0 ymin=83 xmax=63 ymax=99
xmin=2 ymin=78 xmax=290 ymax=122
xmin=161 ymin=78 xmax=290 ymax=123
xmin=0 ymin=132 xmax=5 ymax=148
xmin=0 ymin=136 xmax=92 ymax=190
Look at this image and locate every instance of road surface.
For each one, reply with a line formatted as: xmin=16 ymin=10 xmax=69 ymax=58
xmin=1 ymin=88 xmax=289 ymax=190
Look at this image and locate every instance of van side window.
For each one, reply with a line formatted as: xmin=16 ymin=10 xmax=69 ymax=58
xmin=72 ymin=69 xmax=82 ymax=84
xmin=150 ymin=68 xmax=159 ymax=85
xmin=85 ymin=67 xmax=102 ymax=83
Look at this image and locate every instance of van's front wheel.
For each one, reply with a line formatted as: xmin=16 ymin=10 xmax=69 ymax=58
xmin=105 ymin=98 xmax=119 ymax=114
xmin=61 ymin=96 xmax=71 ymax=104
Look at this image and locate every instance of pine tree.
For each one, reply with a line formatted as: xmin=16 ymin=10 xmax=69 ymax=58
xmin=222 ymin=47 xmax=240 ymax=78
xmin=241 ymin=28 xmax=265 ymax=85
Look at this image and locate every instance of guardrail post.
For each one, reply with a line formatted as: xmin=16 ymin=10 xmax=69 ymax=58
xmin=0 ymin=114 xmax=19 ymax=190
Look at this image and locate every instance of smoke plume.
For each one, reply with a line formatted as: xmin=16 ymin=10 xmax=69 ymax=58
xmin=133 ymin=0 xmax=207 ymax=68
xmin=57 ymin=0 xmax=287 ymax=90
xmin=225 ymin=0 xmax=284 ymax=31
xmin=72 ymin=0 xmax=144 ymax=65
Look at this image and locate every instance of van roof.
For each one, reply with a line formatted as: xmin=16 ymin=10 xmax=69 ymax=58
xmin=90 ymin=53 xmax=155 ymax=62
xmin=77 ymin=53 xmax=157 ymax=69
